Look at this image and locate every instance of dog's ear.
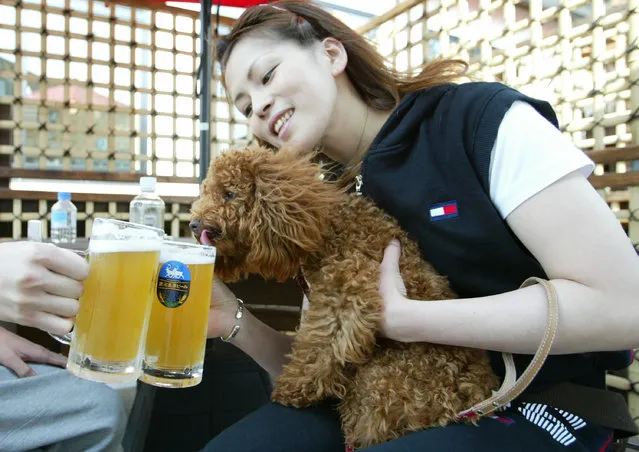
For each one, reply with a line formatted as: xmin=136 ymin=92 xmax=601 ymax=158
xmin=244 ymin=147 xmax=343 ymax=280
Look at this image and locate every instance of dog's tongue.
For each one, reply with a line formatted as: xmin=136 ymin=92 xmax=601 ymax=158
xmin=200 ymin=230 xmax=213 ymax=246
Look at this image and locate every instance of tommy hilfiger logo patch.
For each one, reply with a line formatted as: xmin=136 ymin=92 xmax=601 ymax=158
xmin=430 ymin=201 xmax=458 ymax=221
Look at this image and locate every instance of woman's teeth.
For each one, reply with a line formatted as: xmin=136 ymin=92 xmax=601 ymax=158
xmin=274 ymin=110 xmax=293 ymax=135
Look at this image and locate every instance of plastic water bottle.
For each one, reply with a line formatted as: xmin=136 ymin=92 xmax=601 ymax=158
xmin=27 ymin=219 xmax=43 ymax=242
xmin=51 ymin=192 xmax=77 ymax=244
xmin=130 ymin=176 xmax=165 ymax=230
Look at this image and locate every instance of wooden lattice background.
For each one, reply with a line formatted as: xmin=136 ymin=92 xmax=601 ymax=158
xmin=0 ymin=0 xmax=249 ymax=239
xmin=0 ymin=0 xmax=250 ymax=173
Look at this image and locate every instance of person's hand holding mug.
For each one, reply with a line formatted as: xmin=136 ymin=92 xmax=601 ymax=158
xmin=0 ymin=242 xmax=88 ymax=336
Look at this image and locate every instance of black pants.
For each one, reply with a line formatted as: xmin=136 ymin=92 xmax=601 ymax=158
xmin=202 ymin=401 xmax=614 ymax=452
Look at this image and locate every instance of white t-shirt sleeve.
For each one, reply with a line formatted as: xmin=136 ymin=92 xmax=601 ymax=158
xmin=489 ymin=101 xmax=595 ymax=219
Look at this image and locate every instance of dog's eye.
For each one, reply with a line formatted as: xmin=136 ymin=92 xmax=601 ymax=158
xmin=223 ymin=191 xmax=236 ymax=202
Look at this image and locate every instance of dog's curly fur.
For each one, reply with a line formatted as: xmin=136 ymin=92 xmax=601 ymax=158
xmin=191 ymin=145 xmax=499 ymax=448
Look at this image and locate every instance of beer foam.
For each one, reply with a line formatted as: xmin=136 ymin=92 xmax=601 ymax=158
xmin=89 ymin=239 xmax=162 ymax=254
xmin=160 ymin=247 xmax=216 ymax=265
xmin=91 ymin=219 xmax=163 ymax=241
xmin=90 ymin=220 xmax=120 ymax=237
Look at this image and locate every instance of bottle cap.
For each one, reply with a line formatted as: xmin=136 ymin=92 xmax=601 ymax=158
xmin=58 ymin=192 xmax=71 ymax=201
xmin=140 ymin=177 xmax=157 ymax=193
xmin=27 ymin=220 xmax=43 ymax=242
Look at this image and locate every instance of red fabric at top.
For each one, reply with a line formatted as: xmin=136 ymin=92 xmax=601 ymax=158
xmin=146 ymin=0 xmax=269 ymax=6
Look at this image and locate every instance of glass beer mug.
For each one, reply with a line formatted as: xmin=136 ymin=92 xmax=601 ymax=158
xmin=52 ymin=218 xmax=164 ymax=383
xmin=141 ymin=240 xmax=216 ymax=388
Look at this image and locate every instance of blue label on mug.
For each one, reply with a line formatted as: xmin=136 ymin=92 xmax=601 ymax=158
xmin=157 ymin=260 xmax=191 ymax=308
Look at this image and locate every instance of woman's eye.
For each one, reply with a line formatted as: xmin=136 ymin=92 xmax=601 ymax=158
xmin=262 ymin=66 xmax=277 ymax=84
xmin=223 ymin=191 xmax=236 ymax=201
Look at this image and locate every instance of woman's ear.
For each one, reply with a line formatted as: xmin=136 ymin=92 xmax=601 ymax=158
xmin=322 ymin=37 xmax=348 ymax=77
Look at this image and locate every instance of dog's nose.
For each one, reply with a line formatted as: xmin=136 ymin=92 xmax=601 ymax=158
xmin=189 ymin=219 xmax=202 ymax=235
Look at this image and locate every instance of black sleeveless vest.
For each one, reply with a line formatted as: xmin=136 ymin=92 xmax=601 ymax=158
xmin=361 ymin=82 xmax=630 ymax=390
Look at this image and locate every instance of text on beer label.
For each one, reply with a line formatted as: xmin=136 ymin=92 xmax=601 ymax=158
xmin=157 ymin=260 xmax=191 ymax=308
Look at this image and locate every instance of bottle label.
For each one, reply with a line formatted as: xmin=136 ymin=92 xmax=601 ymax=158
xmin=51 ymin=211 xmax=67 ymax=228
xmin=156 ymin=260 xmax=191 ymax=308
xmin=143 ymin=214 xmax=160 ymax=228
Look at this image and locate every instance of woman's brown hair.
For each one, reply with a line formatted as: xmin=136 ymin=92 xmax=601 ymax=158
xmin=217 ymin=0 xmax=467 ymax=182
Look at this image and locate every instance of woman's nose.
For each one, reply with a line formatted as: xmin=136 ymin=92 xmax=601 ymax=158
xmin=254 ymin=94 xmax=274 ymax=117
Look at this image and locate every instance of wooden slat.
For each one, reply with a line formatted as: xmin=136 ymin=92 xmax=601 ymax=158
xmin=603 ymin=191 xmax=631 ymax=203
xmin=251 ymin=310 xmax=300 ymax=332
xmin=589 ymin=173 xmax=639 ymax=190
xmin=587 ymin=146 xmax=639 ymax=164
xmin=0 ymin=0 xmax=236 ymax=26
xmin=0 ymin=155 xmax=8 ymax=188
xmin=245 ymin=304 xmax=300 ymax=314
xmin=1 ymin=147 xmax=635 ymax=187
xmin=228 ymin=275 xmax=302 ymax=331
xmin=356 ymin=0 xmax=425 ymax=35
xmin=0 ymin=168 xmax=199 ymax=185
xmin=227 ymin=274 xmax=303 ymax=309
xmin=106 ymin=0 xmax=238 ymax=27
xmin=0 ymin=188 xmax=196 ymax=203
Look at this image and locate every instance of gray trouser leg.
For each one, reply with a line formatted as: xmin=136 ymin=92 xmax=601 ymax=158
xmin=0 ymin=364 xmax=126 ymax=452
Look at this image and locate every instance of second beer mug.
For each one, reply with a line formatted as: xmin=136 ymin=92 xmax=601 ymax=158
xmin=142 ymin=241 xmax=216 ymax=388
xmin=67 ymin=218 xmax=164 ymax=383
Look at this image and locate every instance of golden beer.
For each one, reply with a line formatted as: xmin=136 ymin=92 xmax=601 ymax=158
xmin=67 ymin=219 xmax=164 ymax=383
xmin=142 ymin=241 xmax=216 ymax=388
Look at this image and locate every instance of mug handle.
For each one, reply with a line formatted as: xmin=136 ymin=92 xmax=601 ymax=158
xmin=48 ymin=249 xmax=88 ymax=345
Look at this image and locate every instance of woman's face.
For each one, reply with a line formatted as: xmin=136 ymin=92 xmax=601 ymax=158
xmin=224 ymin=34 xmax=342 ymax=152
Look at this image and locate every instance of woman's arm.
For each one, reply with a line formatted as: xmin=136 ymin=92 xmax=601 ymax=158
xmin=380 ymin=171 xmax=639 ymax=354
xmin=207 ymin=279 xmax=295 ymax=378
xmin=227 ymin=309 xmax=295 ymax=377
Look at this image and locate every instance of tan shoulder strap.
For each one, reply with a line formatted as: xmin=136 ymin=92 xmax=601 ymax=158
xmin=456 ymin=277 xmax=559 ymax=420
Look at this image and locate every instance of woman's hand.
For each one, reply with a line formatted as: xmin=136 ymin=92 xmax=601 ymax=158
xmin=207 ymin=279 xmax=241 ymax=338
xmin=0 ymin=242 xmax=88 ymax=335
xmin=378 ymin=239 xmax=411 ymax=340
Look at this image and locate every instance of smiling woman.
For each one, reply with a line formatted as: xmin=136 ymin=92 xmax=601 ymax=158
xmin=194 ymin=1 xmax=639 ymax=451
xmin=216 ymin=2 xmax=464 ymax=165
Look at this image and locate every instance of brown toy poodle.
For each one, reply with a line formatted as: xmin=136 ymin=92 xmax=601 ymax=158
xmin=190 ymin=145 xmax=499 ymax=448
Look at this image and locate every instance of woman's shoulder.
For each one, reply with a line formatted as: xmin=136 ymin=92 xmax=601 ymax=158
xmin=401 ymin=82 xmax=542 ymax=121
xmin=415 ymin=81 xmax=513 ymax=100
xmin=394 ymin=82 xmax=553 ymax=139
xmin=371 ymin=82 xmax=556 ymax=154
xmin=414 ymin=81 xmax=560 ymax=146
xmin=414 ymin=81 xmax=548 ymax=113
xmin=391 ymin=82 xmax=514 ymax=124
